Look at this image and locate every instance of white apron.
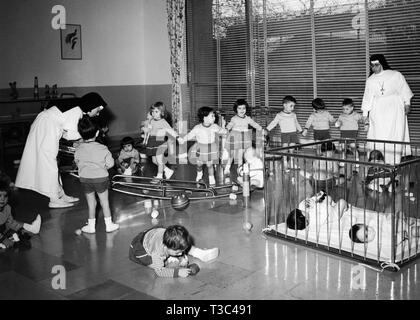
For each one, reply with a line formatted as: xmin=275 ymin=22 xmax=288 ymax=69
xmin=361 ymin=70 xmax=413 ymax=165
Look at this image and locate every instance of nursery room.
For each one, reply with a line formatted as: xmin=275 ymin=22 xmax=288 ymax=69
xmin=1 ymin=0 xmax=420 ymax=305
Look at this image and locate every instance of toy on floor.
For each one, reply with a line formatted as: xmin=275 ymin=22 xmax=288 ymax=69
xmin=171 ymin=192 xmax=190 ymax=211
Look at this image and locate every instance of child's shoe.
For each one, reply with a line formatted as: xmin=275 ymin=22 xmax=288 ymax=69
xmin=81 ymin=219 xmax=96 ymax=234
xmin=189 ymin=247 xmax=219 ymax=262
xmin=164 ymin=166 xmax=174 ymax=179
xmin=105 ymin=217 xmax=119 ymax=233
xmin=23 ymin=214 xmax=41 ymax=234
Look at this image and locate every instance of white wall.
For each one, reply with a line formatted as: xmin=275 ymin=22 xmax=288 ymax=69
xmin=0 ymin=0 xmax=175 ymax=89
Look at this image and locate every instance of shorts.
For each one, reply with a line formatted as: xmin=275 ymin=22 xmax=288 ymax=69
xmin=313 ymin=130 xmax=331 ymax=141
xmin=340 ymin=130 xmax=358 ymax=139
xmin=281 ymin=132 xmax=299 ymax=144
xmin=80 ymin=177 xmax=110 ymax=194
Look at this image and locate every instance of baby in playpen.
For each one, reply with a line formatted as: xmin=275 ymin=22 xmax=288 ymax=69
xmin=286 ymin=191 xmax=420 ymax=244
xmin=365 ymin=150 xmax=395 ymax=193
xmin=299 ymin=141 xmax=343 ymax=192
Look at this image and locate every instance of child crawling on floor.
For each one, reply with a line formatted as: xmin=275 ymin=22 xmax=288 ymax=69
xmin=129 ymin=224 xmax=219 ymax=277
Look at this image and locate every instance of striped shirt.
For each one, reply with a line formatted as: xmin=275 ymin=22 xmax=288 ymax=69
xmin=226 ymin=115 xmax=262 ymax=132
xmin=267 ymin=112 xmax=302 ymax=133
xmin=305 ymin=111 xmax=335 ymax=130
xmin=143 ymin=228 xmax=180 ymax=278
xmin=337 ymin=112 xmax=363 ymax=131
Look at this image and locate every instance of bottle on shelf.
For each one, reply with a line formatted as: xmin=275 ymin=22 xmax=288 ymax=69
xmin=33 ymin=77 xmax=39 ymax=99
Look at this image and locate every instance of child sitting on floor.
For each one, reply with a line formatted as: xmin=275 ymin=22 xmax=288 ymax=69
xmin=116 ymin=136 xmax=140 ymax=176
xmin=0 ymin=180 xmax=41 ymax=249
xmin=129 ymin=224 xmax=219 ymax=278
xmin=236 ymin=147 xmax=264 ymax=188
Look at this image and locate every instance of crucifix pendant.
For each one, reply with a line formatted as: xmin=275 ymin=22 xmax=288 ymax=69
xmin=380 ymin=82 xmax=385 ymax=95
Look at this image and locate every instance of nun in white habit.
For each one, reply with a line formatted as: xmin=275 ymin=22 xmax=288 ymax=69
xmin=361 ymin=54 xmax=414 ymax=165
xmin=15 ymin=92 xmax=109 ymax=208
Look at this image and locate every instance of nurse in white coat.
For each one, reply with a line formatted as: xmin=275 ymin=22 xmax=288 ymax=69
xmin=15 ymin=92 xmax=108 ymax=208
xmin=361 ymin=54 xmax=414 ymax=165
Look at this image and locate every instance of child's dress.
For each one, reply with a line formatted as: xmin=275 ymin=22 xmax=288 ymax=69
xmin=186 ymin=123 xmax=225 ymax=163
xmin=226 ymin=115 xmax=262 ymax=155
xmin=144 ymin=119 xmax=174 ymax=156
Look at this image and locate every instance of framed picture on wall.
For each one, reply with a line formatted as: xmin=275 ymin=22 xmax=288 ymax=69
xmin=60 ymin=24 xmax=82 ymax=60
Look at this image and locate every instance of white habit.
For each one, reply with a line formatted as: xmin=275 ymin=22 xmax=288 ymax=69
xmin=361 ymin=69 xmax=413 ymax=164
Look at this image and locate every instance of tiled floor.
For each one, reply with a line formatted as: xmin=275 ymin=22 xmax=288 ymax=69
xmin=2 ymin=163 xmax=420 ymax=300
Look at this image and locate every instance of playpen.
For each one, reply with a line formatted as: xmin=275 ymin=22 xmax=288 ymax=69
xmin=263 ymin=138 xmax=420 ymax=271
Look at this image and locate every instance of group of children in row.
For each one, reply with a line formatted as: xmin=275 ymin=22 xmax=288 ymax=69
xmin=114 ymin=96 xmax=367 ymax=188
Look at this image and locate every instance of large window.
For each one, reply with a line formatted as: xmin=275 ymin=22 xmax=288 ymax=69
xmin=186 ymin=0 xmax=420 ymax=142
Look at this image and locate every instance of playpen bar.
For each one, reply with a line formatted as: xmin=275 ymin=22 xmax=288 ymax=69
xmin=303 ymin=158 xmax=309 ymax=244
xmin=391 ymin=169 xmax=397 ymax=265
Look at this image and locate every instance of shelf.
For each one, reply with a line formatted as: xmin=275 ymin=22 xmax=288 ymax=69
xmin=0 ymin=94 xmax=77 ymax=104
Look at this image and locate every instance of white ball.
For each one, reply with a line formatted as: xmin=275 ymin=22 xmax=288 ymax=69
xmin=75 ymin=229 xmax=82 ymax=236
xmin=151 ymin=209 xmax=159 ymax=219
xmin=229 ymin=193 xmax=237 ymax=200
xmin=243 ymin=222 xmax=253 ymax=231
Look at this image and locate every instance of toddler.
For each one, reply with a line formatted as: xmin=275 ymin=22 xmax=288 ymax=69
xmin=335 ymin=98 xmax=364 ymax=165
xmin=266 ymin=95 xmax=302 ymax=171
xmin=302 ymin=98 xmax=335 ymax=144
xmin=74 ymin=115 xmax=119 ymax=233
xmin=116 ymin=136 xmax=140 ymax=175
xmin=224 ymin=99 xmax=262 ymax=183
xmin=0 ymin=180 xmax=41 ymax=249
xmin=365 ymin=150 xmax=394 ymax=193
xmin=142 ymin=102 xmax=180 ymax=182
xmin=301 ymin=141 xmax=341 ymax=192
xmin=183 ymin=106 xmax=227 ymax=186
xmin=129 ymin=224 xmax=219 ymax=278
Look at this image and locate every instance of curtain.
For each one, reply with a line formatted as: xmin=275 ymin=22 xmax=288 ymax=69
xmin=166 ymin=0 xmax=185 ymax=130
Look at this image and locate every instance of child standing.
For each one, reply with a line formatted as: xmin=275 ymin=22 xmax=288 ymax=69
xmin=129 ymin=224 xmax=219 ymax=278
xmin=142 ymin=102 xmax=180 ymax=182
xmin=335 ymin=98 xmax=364 ymax=164
xmin=302 ymin=98 xmax=335 ymax=143
xmin=74 ymin=116 xmax=119 ymax=234
xmin=0 ymin=180 xmax=41 ymax=249
xmin=223 ymin=99 xmax=262 ymax=183
xmin=116 ymin=136 xmax=140 ymax=175
xmin=265 ymin=95 xmax=302 ymax=171
xmin=182 ymin=106 xmax=227 ymax=186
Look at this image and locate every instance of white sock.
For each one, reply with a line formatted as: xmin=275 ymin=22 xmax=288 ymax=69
xmin=196 ymin=171 xmax=203 ymax=181
xmin=23 ymin=214 xmax=41 ymax=234
xmin=209 ymin=175 xmax=216 ymax=185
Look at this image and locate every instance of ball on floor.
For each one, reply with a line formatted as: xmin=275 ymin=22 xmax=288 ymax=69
xmin=151 ymin=209 xmax=159 ymax=219
xmin=171 ymin=192 xmax=190 ymax=211
xmin=243 ymin=222 xmax=253 ymax=231
xmin=189 ymin=263 xmax=200 ymax=275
